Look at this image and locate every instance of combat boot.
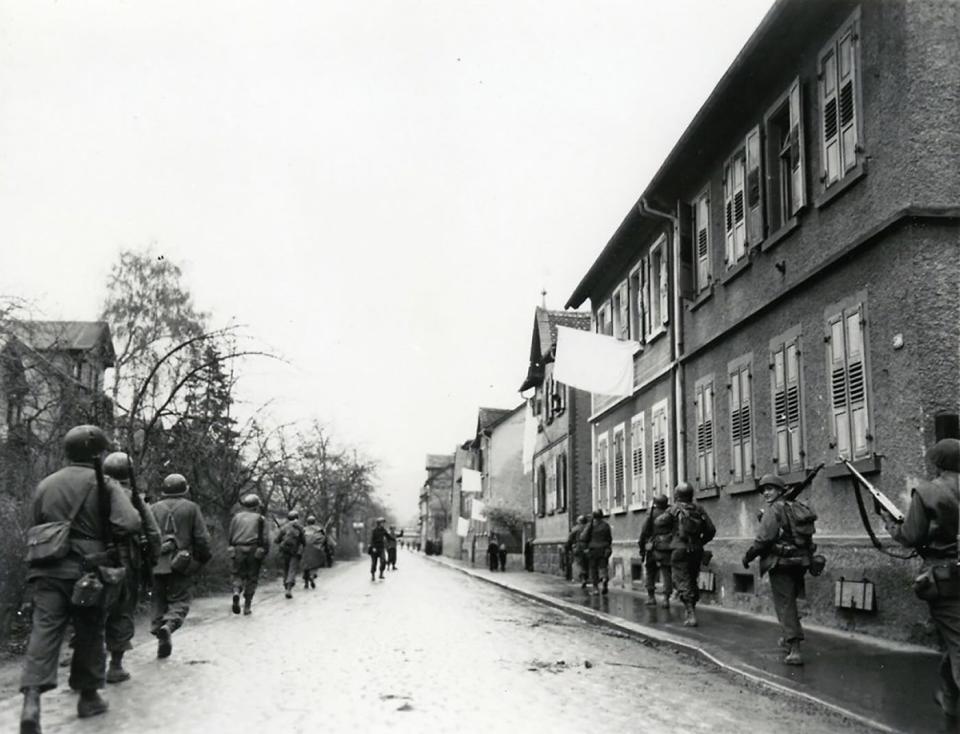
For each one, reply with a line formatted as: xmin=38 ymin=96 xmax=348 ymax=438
xmin=601 ymin=579 xmax=609 ymax=595
xmin=105 ymin=651 xmax=130 ymax=683
xmin=243 ymin=599 xmax=252 ymax=616
xmin=231 ymin=594 xmax=241 ymax=615
xmin=19 ymin=686 xmax=40 ymax=734
xmin=77 ymin=690 xmax=109 ymax=718
xmin=784 ymin=641 xmax=804 ymax=665
xmin=660 ymin=594 xmax=671 ymax=609
xmin=683 ymin=603 xmax=698 ymax=627
xmin=156 ymin=625 xmax=172 ymax=659
xmin=284 ymin=585 xmax=293 ymax=599
xmin=645 ymin=591 xmax=657 ymax=606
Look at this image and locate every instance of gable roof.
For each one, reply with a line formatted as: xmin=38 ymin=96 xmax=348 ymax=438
xmin=519 ymin=307 xmax=591 ymax=391
xmin=10 ymin=321 xmax=116 ymax=366
xmin=477 ymin=407 xmax=513 ymax=433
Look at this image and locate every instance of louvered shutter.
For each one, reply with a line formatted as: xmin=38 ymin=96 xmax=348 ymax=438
xmin=618 ymin=282 xmax=630 ymax=340
xmin=828 ymin=315 xmax=849 ymax=458
xmin=695 ymin=390 xmax=705 ymax=483
xmin=772 ymin=347 xmax=789 ymax=472
xmin=631 ymin=415 xmax=646 ymax=506
xmin=704 ymin=383 xmax=715 ymax=483
xmin=785 ymin=340 xmax=802 ymax=471
xmin=659 ymin=251 xmax=669 ymax=325
xmin=641 ymin=259 xmax=651 ymax=337
xmin=723 ymin=164 xmax=735 ymax=265
xmin=740 ymin=367 xmax=753 ymax=478
xmin=745 ymin=127 xmax=764 ymax=246
xmin=695 ymin=194 xmax=710 ymax=290
xmin=729 ymin=371 xmax=743 ymax=481
xmin=651 ymin=410 xmax=663 ymax=494
xmin=788 ymin=79 xmax=807 ymax=213
xmin=838 ymin=26 xmax=859 ymax=173
xmin=820 ymin=47 xmax=841 ymax=185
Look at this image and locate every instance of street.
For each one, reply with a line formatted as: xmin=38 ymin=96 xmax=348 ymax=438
xmin=0 ymin=551 xmax=877 ymax=733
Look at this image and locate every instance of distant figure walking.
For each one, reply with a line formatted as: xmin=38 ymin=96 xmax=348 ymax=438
xmin=386 ymin=525 xmax=399 ymax=570
xmin=277 ymin=510 xmax=306 ymax=599
xmin=497 ymin=541 xmax=507 ymax=572
xmin=369 ymin=517 xmax=388 ymax=580
xmin=583 ymin=509 xmax=613 ymax=595
xmin=487 ymin=533 xmax=500 ymax=572
xmin=228 ymin=494 xmax=269 ymax=615
xmin=301 ymin=516 xmax=327 ymax=588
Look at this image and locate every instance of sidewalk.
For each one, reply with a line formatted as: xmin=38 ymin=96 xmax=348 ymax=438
xmin=428 ymin=555 xmax=944 ymax=734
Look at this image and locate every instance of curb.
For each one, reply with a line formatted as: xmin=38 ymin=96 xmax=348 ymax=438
xmin=428 ymin=556 xmax=897 ymax=734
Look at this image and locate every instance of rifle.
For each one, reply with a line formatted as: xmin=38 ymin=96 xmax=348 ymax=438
xmin=90 ymin=454 xmax=118 ymax=567
xmin=837 ymin=457 xmax=905 ymax=522
xmin=127 ymin=459 xmax=156 ymax=588
xmin=757 ymin=463 xmax=825 ymax=522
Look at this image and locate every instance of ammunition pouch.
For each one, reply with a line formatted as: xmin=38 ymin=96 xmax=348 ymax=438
xmin=254 ymin=546 xmax=267 ymax=561
xmin=809 ymin=554 xmax=827 ymax=577
xmin=70 ymin=565 xmax=127 ymax=609
xmin=700 ymin=549 xmax=713 ymax=567
xmin=913 ymin=562 xmax=960 ymax=602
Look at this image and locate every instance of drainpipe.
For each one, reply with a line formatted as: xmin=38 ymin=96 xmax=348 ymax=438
xmin=638 ymin=197 xmax=686 ymax=487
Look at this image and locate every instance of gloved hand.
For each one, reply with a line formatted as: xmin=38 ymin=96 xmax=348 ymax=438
xmin=741 ymin=554 xmax=751 ymax=569
xmin=742 ymin=547 xmax=759 ymax=569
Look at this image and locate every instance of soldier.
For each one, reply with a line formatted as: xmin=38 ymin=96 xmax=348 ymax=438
xmin=228 ymin=494 xmax=269 ymax=615
xmin=564 ymin=516 xmax=587 ymax=586
xmin=742 ymin=474 xmax=819 ymax=665
xmin=150 ymin=473 xmax=212 ymax=659
xmin=881 ymin=438 xmax=960 ymax=725
xmin=301 ymin=516 xmax=326 ymax=588
xmin=486 ymin=532 xmax=500 ymax=572
xmin=667 ymin=482 xmax=716 ymax=627
xmin=386 ymin=525 xmax=399 ymax=570
xmin=276 ymin=510 xmax=306 ymax=598
xmin=369 ymin=517 xmax=388 ymax=580
xmin=638 ymin=495 xmax=673 ymax=608
xmin=101 ymin=452 xmax=162 ymax=683
xmin=19 ymin=425 xmax=141 ymax=732
xmin=583 ymin=509 xmax=613 ymax=595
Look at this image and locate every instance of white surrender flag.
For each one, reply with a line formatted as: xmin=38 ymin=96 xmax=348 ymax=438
xmin=456 ymin=516 xmax=470 ymax=537
xmin=471 ymin=498 xmax=487 ymax=521
xmin=522 ymin=401 xmax=537 ymax=475
xmin=461 ymin=468 xmax=482 ymax=494
xmin=553 ymin=325 xmax=635 ymax=398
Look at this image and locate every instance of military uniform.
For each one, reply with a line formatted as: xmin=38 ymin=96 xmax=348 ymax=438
xmin=277 ymin=516 xmax=306 ymax=596
xmin=564 ymin=518 xmax=588 ymax=585
xmin=667 ymin=484 xmax=716 ymax=626
xmin=638 ymin=498 xmax=673 ymax=607
xmin=884 ymin=439 xmax=960 ymax=723
xmin=228 ymin=502 xmax=269 ymax=613
xmin=386 ymin=527 xmax=398 ymax=570
xmin=150 ymin=476 xmax=212 ymax=657
xmin=583 ymin=512 xmax=613 ymax=594
xmin=301 ymin=519 xmax=326 ymax=587
xmin=370 ymin=522 xmax=388 ymax=579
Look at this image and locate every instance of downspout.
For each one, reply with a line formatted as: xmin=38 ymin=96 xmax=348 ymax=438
xmin=639 ymin=197 xmax=686 ymax=487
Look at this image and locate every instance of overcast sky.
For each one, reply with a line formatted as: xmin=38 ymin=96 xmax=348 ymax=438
xmin=0 ymin=0 xmax=773 ymax=523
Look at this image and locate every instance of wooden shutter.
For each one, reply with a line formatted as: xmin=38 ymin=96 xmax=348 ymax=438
xmin=614 ymin=428 xmax=625 ymax=507
xmin=631 ymin=414 xmax=646 ymax=506
xmin=820 ymin=46 xmax=841 ymax=185
xmin=641 ymin=259 xmax=651 ymax=337
xmin=696 ymin=383 xmax=715 ymax=486
xmin=838 ymin=24 xmax=859 ymax=173
xmin=785 ymin=340 xmax=802 ymax=471
xmin=695 ymin=193 xmax=710 ymax=291
xmin=828 ymin=315 xmax=850 ymax=458
xmin=788 ymin=79 xmax=807 ymax=213
xmin=745 ymin=126 xmax=764 ymax=246
xmin=845 ymin=306 xmax=868 ymax=456
xmin=729 ymin=371 xmax=743 ymax=481
xmin=723 ymin=164 xmax=735 ymax=265
xmin=740 ymin=367 xmax=753 ymax=479
xmin=772 ymin=346 xmax=789 ymax=472
xmin=618 ymin=282 xmax=630 ymax=340
xmin=658 ymin=250 xmax=669 ymax=325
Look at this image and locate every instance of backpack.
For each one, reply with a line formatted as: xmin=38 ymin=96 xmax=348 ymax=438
xmin=280 ymin=523 xmax=304 ymax=554
xmin=782 ymin=500 xmax=817 ymax=550
xmin=160 ymin=506 xmax=193 ymax=574
xmin=674 ymin=504 xmax=705 ymax=543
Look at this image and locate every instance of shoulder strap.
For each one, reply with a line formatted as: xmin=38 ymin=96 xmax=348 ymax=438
xmin=163 ymin=504 xmax=178 ymax=535
xmin=67 ymin=483 xmax=96 ymax=525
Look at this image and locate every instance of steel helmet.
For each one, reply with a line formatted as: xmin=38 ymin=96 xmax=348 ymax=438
xmin=306 ymin=515 xmax=317 ymax=525
xmin=653 ymin=494 xmax=669 ymax=509
xmin=240 ymin=493 xmax=261 ymax=508
xmin=758 ymin=474 xmax=787 ymax=491
xmin=674 ymin=481 xmax=694 ymax=502
xmin=162 ymin=474 xmax=189 ymax=496
xmin=287 ymin=510 xmax=299 ymax=520
xmin=64 ymin=425 xmax=110 ymax=463
xmin=102 ymin=452 xmax=132 ymax=481
xmin=592 ymin=509 xmax=605 ymax=519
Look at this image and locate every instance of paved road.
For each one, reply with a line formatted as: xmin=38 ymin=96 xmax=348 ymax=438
xmin=0 ymin=552 xmax=877 ymax=733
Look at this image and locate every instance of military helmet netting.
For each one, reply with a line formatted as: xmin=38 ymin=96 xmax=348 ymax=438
xmin=758 ymin=473 xmax=787 ymax=490
xmin=162 ymin=474 xmax=189 ymax=496
xmin=240 ymin=494 xmax=261 ymax=508
xmin=287 ymin=510 xmax=299 ymax=520
xmin=64 ymin=425 xmax=110 ymax=462
xmin=926 ymin=438 xmax=960 ymax=473
xmin=102 ymin=452 xmax=132 ymax=480
xmin=674 ymin=482 xmax=694 ymax=501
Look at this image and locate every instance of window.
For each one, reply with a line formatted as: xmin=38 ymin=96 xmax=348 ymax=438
xmin=693 ymin=190 xmax=711 ymax=292
xmin=645 ymin=238 xmax=669 ymax=332
xmin=612 ymin=281 xmax=630 ymax=341
xmin=765 ymin=79 xmax=807 ymax=232
xmin=770 ymin=330 xmax=804 ymax=473
xmin=551 ymin=381 xmax=566 ymax=416
xmin=596 ymin=301 xmax=613 ymax=337
xmin=556 ymin=453 xmax=568 ymax=511
xmin=819 ymin=9 xmax=862 ymax=188
xmin=745 ymin=126 xmax=764 ymax=246
xmin=827 ymin=302 xmax=872 ymax=459
xmin=629 ymin=262 xmax=646 ymax=342
xmin=613 ymin=424 xmax=626 ymax=510
xmin=595 ymin=431 xmax=610 ymax=510
xmin=630 ymin=412 xmax=646 ymax=506
xmin=650 ymin=400 xmax=670 ymax=495
xmin=723 ymin=152 xmax=747 ymax=264
xmin=728 ymin=357 xmax=754 ymax=483
xmin=536 ymin=464 xmax=547 ymax=518
xmin=694 ymin=378 xmax=716 ymax=487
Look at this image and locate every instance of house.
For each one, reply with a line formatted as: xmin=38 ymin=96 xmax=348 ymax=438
xmin=565 ymin=0 xmax=959 ymax=642
xmin=419 ymin=453 xmax=454 ymax=551
xmin=518 ymin=307 xmax=593 ymax=576
xmin=442 ymin=440 xmax=477 ymax=561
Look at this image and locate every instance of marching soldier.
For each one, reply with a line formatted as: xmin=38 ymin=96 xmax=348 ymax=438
xmin=565 ymin=515 xmax=589 ymax=587
xmin=742 ymin=474 xmax=819 ymax=665
xmin=19 ymin=425 xmax=141 ymax=732
xmin=882 ymin=438 xmax=960 ymax=725
xmin=638 ymin=495 xmax=673 ymax=608
xmin=277 ymin=510 xmax=306 ymax=598
xmin=228 ymin=494 xmax=270 ymax=614
xmin=386 ymin=525 xmax=399 ymax=570
xmin=369 ymin=517 xmax=388 ymax=580
xmin=583 ymin=509 xmax=613 ymax=595
xmin=150 ymin=474 xmax=212 ymax=659
xmin=101 ymin=452 xmax=162 ymax=683
xmin=301 ymin=515 xmax=326 ymax=588
xmin=667 ymin=482 xmax=716 ymax=627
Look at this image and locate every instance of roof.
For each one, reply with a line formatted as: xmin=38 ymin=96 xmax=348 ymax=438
xmin=10 ymin=321 xmax=116 ymax=366
xmin=477 ymin=407 xmax=513 ymax=433
xmin=520 ymin=307 xmax=591 ymax=391
xmin=566 ymin=0 xmax=833 ymax=308
xmin=425 ymin=454 xmax=454 ymax=470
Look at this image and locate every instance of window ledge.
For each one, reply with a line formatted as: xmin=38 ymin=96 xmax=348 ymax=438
xmin=761 ymin=216 xmax=801 ymax=253
xmin=695 ymin=485 xmax=721 ymax=500
xmin=632 ymin=342 xmax=645 ymax=356
xmin=547 ymin=509 xmax=555 ymax=516
xmin=628 ymin=503 xmax=648 ymax=513
xmin=688 ymin=285 xmax=714 ymax=312
xmin=825 ymin=454 xmax=882 ymax=479
xmin=646 ymin=327 xmax=668 ymax=345
xmin=612 ymin=506 xmax=628 ymax=515
xmin=726 ymin=480 xmax=760 ymax=496
xmin=815 ymin=161 xmax=868 ymax=211
xmin=721 ymin=257 xmax=752 ymax=286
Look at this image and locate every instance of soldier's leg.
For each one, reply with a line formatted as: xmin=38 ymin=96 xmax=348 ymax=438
xmin=150 ymin=574 xmax=169 ymax=636
xmin=686 ymin=555 xmax=702 ymax=606
xmin=161 ymin=573 xmax=193 ymax=633
xmin=378 ymin=551 xmax=386 ymax=576
xmin=20 ymin=578 xmax=73 ymax=693
xmin=370 ymin=552 xmax=378 ymax=577
xmin=671 ymin=562 xmax=690 ymax=602
xmin=67 ymin=603 xmax=107 ymax=693
xmin=768 ymin=569 xmax=803 ymax=642
xmin=660 ymin=561 xmax=674 ymax=599
xmin=105 ymin=568 xmax=138 ymax=682
xmin=929 ymin=597 xmax=960 ymax=716
xmin=644 ymin=555 xmax=658 ymax=594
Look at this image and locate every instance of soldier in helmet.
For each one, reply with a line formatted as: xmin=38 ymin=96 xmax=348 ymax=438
xmin=19 ymin=425 xmax=142 ymax=732
xmin=582 ymin=509 xmax=613 ymax=595
xmin=564 ymin=515 xmax=589 ymax=586
xmin=667 ymin=482 xmax=716 ymax=627
xmin=228 ymin=494 xmax=270 ymax=614
xmin=149 ymin=473 xmax=212 ymax=659
xmin=638 ymin=495 xmax=673 ymax=607
xmin=276 ymin=509 xmax=306 ymax=598
xmin=301 ymin=515 xmax=326 ymax=588
xmin=369 ymin=517 xmax=388 ymax=580
xmin=101 ymin=452 xmax=162 ymax=683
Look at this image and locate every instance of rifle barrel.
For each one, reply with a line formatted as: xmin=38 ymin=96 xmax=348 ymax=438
xmin=839 ymin=458 xmax=905 ymax=522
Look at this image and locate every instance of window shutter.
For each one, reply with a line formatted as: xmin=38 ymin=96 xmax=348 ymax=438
xmin=729 ymin=371 xmax=743 ymax=481
xmin=631 ymin=415 xmax=646 ymax=506
xmin=696 ymin=194 xmax=710 ymax=290
xmin=651 ymin=410 xmax=663 ymax=494
xmin=838 ymin=25 xmax=859 ymax=173
xmin=704 ymin=383 xmax=715 ymax=483
xmin=846 ymin=305 xmax=869 ymax=457
xmin=614 ymin=429 xmax=625 ymax=508
xmin=772 ymin=347 xmax=789 ymax=471
xmin=723 ymin=164 xmax=734 ymax=264
xmin=786 ymin=340 xmax=802 ymax=471
xmin=661 ymin=407 xmax=671 ymax=490
xmin=695 ymin=389 xmax=705 ymax=483
xmin=618 ymin=282 xmax=630 ymax=340
xmin=827 ymin=314 xmax=849 ymax=458
xmin=659 ymin=251 xmax=669 ymax=325
xmin=642 ymin=259 xmax=651 ymax=337
xmin=740 ymin=367 xmax=753 ymax=478
xmin=745 ymin=126 xmax=764 ymax=246
xmin=820 ymin=47 xmax=841 ymax=185
xmin=788 ymin=78 xmax=807 ymax=213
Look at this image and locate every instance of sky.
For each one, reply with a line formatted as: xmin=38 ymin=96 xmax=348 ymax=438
xmin=0 ymin=0 xmax=773 ymax=523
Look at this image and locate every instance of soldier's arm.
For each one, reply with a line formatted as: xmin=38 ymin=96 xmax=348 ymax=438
xmin=638 ymin=514 xmax=653 ymax=546
xmin=227 ymin=515 xmax=239 ymax=546
xmin=885 ymin=491 xmax=928 ymax=548
xmin=745 ymin=507 xmax=781 ymax=560
xmin=142 ymin=504 xmax=163 ymax=560
xmin=108 ymin=480 xmax=143 ymax=534
xmin=701 ymin=511 xmax=717 ymax=545
xmin=192 ymin=506 xmax=213 ymax=564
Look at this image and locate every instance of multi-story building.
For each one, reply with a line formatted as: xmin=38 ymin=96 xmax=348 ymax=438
xmin=518 ymin=307 xmax=593 ymax=575
xmin=419 ymin=453 xmax=454 ymax=551
xmin=566 ymin=0 xmax=959 ymax=642
xmin=442 ymin=440 xmax=477 ymax=561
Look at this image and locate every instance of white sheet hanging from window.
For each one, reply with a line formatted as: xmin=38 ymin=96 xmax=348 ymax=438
xmin=522 ymin=401 xmax=537 ymax=475
xmin=470 ymin=499 xmax=486 ymax=521
xmin=456 ymin=516 xmax=470 ymax=537
xmin=461 ymin=468 xmax=482 ymax=494
xmin=553 ymin=326 xmax=635 ymax=398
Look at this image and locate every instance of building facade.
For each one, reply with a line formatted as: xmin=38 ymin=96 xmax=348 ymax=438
xmin=566 ymin=0 xmax=960 ymax=642
xmin=419 ymin=454 xmax=454 ymax=551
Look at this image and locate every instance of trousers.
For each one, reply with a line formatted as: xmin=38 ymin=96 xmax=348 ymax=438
xmin=671 ymin=548 xmax=703 ymax=604
xmin=151 ymin=572 xmax=192 ymax=634
xmin=387 ymin=547 xmax=397 ymax=568
xmin=105 ymin=550 xmax=142 ymax=653
xmin=370 ymin=548 xmax=386 ymax=575
xmin=768 ymin=567 xmax=805 ymax=642
xmin=20 ymin=577 xmax=106 ymax=693
xmin=644 ymin=554 xmax=673 ymax=596
xmin=280 ymin=552 xmax=300 ymax=588
xmin=231 ymin=547 xmax=263 ymax=601
xmin=929 ymin=596 xmax=960 ymax=712
xmin=587 ymin=548 xmax=609 ymax=585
